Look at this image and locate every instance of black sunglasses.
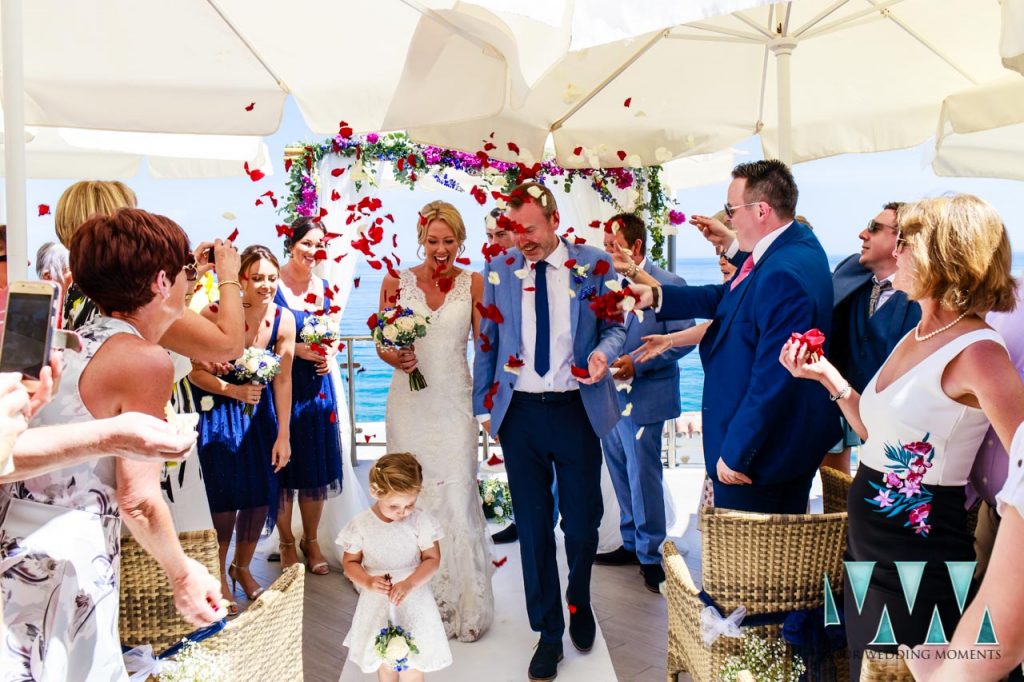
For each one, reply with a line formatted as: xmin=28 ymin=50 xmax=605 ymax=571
xmin=866 ymin=220 xmax=898 ymax=234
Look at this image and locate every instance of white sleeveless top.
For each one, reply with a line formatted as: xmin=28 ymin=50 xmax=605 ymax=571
xmin=997 ymin=423 xmax=1024 ymax=515
xmin=859 ymin=329 xmax=1008 ymax=487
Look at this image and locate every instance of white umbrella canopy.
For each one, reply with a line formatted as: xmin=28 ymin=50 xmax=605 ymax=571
xmin=406 ymin=0 xmax=1010 ymax=168
xmin=0 ymin=124 xmax=271 ymax=180
xmin=1002 ymin=0 xmax=1024 ymax=75
xmin=931 ymin=76 xmax=1024 ymax=180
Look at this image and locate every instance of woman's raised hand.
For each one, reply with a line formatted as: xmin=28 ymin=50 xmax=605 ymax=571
xmin=779 ymin=338 xmax=834 ymax=382
xmin=635 ymin=334 xmax=673 ymax=363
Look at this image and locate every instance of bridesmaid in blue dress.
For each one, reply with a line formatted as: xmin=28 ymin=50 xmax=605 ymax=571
xmin=190 ymin=245 xmax=295 ymax=611
xmin=274 ymin=217 xmax=344 ymax=575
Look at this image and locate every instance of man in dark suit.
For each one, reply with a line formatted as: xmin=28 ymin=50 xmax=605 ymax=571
xmin=693 ymin=202 xmax=922 ymax=475
xmin=822 ymin=202 xmax=922 ymax=472
xmin=629 ymin=160 xmax=840 ymax=513
xmin=594 ymin=213 xmax=694 ymax=593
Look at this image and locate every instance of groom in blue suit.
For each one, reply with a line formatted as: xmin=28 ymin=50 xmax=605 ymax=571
xmin=595 ymin=213 xmax=694 ymax=592
xmin=473 ymin=182 xmax=625 ymax=682
xmin=630 ymin=161 xmax=840 ymax=514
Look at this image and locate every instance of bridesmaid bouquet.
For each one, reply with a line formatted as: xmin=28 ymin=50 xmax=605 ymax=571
xmin=299 ymin=314 xmax=341 ymax=356
xmin=367 ymin=306 xmax=430 ymax=391
xmin=478 ymin=478 xmax=514 ymax=522
xmin=233 ymin=347 xmax=282 ymax=415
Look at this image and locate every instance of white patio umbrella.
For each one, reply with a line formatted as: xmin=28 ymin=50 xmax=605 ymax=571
xmin=0 ymin=123 xmax=271 ymax=180
xmin=931 ymin=76 xmax=1024 ymax=180
xmin=1002 ymin=0 xmax=1024 ymax=74
xmin=404 ymin=0 xmax=1010 ymax=171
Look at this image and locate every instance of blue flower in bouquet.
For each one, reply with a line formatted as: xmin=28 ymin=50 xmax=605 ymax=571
xmin=374 ymin=620 xmax=420 ymax=672
xmin=300 ymin=314 xmax=340 ymax=349
xmin=367 ymin=306 xmax=431 ymax=391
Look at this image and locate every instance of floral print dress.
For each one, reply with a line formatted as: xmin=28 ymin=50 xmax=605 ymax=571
xmin=845 ymin=328 xmax=1006 ymax=677
xmin=0 ymin=317 xmax=140 ymax=681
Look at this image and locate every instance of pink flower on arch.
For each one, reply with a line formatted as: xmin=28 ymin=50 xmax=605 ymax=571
xmin=874 ymin=489 xmax=896 ymax=508
xmin=909 ymin=504 xmax=931 ymax=525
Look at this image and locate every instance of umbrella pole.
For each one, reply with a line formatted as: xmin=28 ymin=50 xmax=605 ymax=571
xmin=2 ymin=0 xmax=28 ymax=280
xmin=771 ymin=39 xmax=797 ymax=166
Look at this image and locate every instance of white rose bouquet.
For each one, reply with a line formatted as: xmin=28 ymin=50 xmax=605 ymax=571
xmin=299 ymin=314 xmax=341 ymax=354
xmin=232 ymin=347 xmax=282 ymax=415
xmin=478 ymin=478 xmax=514 ymax=522
xmin=373 ymin=620 xmax=420 ymax=672
xmin=367 ymin=306 xmax=430 ymax=391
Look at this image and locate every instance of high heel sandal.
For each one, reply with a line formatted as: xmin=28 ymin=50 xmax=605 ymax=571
xmin=278 ymin=540 xmax=300 ymax=568
xmin=228 ymin=562 xmax=266 ymax=601
xmin=299 ymin=538 xmax=330 ymax=575
xmin=219 ymin=575 xmax=240 ymax=617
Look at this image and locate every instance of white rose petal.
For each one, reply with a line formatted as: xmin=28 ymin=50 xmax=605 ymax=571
xmin=633 ymin=309 xmax=645 ymax=323
xmin=200 ymin=396 xmax=215 ymax=412
xmin=485 ymin=215 xmax=497 ymax=230
xmin=514 ymin=268 xmax=530 ymax=280
xmin=635 ymin=426 xmax=645 ymax=440
xmin=567 ymin=287 xmax=576 ymax=298
xmin=605 ymin=279 xmax=622 ymax=293
xmin=495 ymin=198 xmax=508 ymax=211
xmin=634 ymin=109 xmax=647 ymax=118
xmin=488 ymin=271 xmax=500 ymax=285
xmin=621 ymin=295 xmax=636 ymax=313
xmin=221 ymin=211 xmax=237 ymax=220
xmin=503 ymin=364 xmax=521 ymax=375
xmin=621 ymin=403 xmax=633 ymax=417
xmin=526 ymin=186 xmax=544 ymax=199
xmin=563 ymin=83 xmax=583 ymax=104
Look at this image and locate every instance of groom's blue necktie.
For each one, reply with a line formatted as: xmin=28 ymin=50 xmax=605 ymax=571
xmin=534 ymin=260 xmax=550 ymax=377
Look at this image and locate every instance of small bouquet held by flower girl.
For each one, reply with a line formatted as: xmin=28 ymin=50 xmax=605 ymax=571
xmin=367 ymin=306 xmax=430 ymax=391
xmin=233 ymin=347 xmax=282 ymax=415
xmin=374 ymin=580 xmax=421 ymax=672
xmin=299 ymin=313 xmax=341 ymax=356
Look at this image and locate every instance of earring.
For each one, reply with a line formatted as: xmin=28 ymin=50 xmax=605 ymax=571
xmin=417 ymin=245 xmax=425 ymax=260
xmin=458 ymin=243 xmax=466 ymax=256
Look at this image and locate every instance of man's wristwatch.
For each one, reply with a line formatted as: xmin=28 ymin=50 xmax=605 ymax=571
xmin=651 ymin=286 xmax=662 ymax=310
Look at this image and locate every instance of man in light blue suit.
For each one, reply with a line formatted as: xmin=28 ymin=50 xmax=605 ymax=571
xmin=594 ymin=213 xmax=695 ymax=593
xmin=473 ymin=182 xmax=625 ymax=682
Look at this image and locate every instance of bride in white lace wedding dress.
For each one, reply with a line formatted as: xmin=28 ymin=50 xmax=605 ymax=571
xmin=377 ymin=202 xmax=495 ymax=642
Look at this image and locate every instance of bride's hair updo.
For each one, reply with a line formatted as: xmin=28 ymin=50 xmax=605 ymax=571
xmin=416 ymin=200 xmax=466 ymax=246
xmin=369 ymin=452 xmax=423 ymax=498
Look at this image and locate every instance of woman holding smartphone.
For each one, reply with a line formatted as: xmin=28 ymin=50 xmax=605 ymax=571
xmin=0 ymin=208 xmax=223 ymax=679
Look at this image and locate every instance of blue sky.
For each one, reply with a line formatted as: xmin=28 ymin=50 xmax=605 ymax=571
xmin=19 ymin=97 xmax=1024 ymax=269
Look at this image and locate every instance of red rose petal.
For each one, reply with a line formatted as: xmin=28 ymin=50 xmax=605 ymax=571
xmin=331 ymin=168 xmax=345 ymax=177
xmin=573 ymin=146 xmax=583 ymax=156
xmin=244 ymin=161 xmax=265 ymax=182
xmin=227 ymin=227 xmax=239 ymax=242
xmin=330 ymin=412 xmax=337 ymax=424
xmin=304 ymin=293 xmax=319 ymax=304
xmin=568 ymin=604 xmax=578 ymax=614
xmin=507 ymin=141 xmax=521 ymax=155
xmin=486 ymin=453 xmax=504 ymax=466
xmin=483 ymin=381 xmax=500 ymax=410
xmin=456 ymin=257 xmax=471 ymax=266
xmin=244 ymin=102 xmax=255 ymax=111
xmin=593 ymin=259 xmax=610 ymax=276
xmin=37 ymin=204 xmax=51 ymax=216
xmin=353 ymin=277 xmax=361 ymax=288
xmin=570 ymin=366 xmax=590 ymax=379
xmin=276 ymin=224 xmax=293 ymax=238
xmin=470 ymin=185 xmax=487 ymax=205
xmin=623 ymin=97 xmax=632 ymax=107
xmin=493 ymin=556 xmax=508 ymax=568
xmin=616 ymin=150 xmax=627 ymax=162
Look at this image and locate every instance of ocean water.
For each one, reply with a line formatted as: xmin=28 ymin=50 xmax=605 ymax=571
xmin=339 ymin=254 xmax=1024 ymax=422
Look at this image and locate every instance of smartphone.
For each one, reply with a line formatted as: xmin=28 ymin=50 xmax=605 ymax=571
xmin=205 ymin=246 xmax=216 ymax=264
xmin=0 ymin=281 xmax=61 ymax=379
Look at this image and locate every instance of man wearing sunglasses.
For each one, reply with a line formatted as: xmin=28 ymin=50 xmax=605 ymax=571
xmin=628 ymin=160 xmax=839 ymax=514
xmin=824 ymin=204 xmax=921 ymax=474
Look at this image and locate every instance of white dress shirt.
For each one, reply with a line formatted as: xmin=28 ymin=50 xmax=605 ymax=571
xmin=515 ymin=241 xmax=579 ymax=393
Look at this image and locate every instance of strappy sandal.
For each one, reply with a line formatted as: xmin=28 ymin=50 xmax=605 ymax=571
xmin=228 ymin=562 xmax=266 ymax=601
xmin=278 ymin=540 xmax=300 ymax=568
xmin=299 ymin=538 xmax=330 ymax=575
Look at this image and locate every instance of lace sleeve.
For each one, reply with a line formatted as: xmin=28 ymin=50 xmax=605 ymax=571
xmin=335 ymin=514 xmax=365 ymax=555
xmin=996 ymin=424 xmax=1024 ymax=516
xmin=414 ymin=509 xmax=445 ymax=551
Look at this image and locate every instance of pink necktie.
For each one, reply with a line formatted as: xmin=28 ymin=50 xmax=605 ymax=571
xmin=729 ymin=255 xmax=755 ymax=291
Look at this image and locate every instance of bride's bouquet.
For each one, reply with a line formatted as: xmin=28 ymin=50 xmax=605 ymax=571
xmin=233 ymin=347 xmax=282 ymax=415
xmin=367 ymin=306 xmax=430 ymax=391
xmin=299 ymin=314 xmax=341 ymax=356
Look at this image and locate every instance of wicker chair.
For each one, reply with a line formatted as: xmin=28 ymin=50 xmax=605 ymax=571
xmin=860 ymin=651 xmax=913 ymax=681
xmin=120 ymin=529 xmax=220 ymax=652
xmin=199 ymin=564 xmax=305 ymax=680
xmin=820 ymin=467 xmax=853 ymax=515
xmin=664 ymin=507 xmax=849 ymax=682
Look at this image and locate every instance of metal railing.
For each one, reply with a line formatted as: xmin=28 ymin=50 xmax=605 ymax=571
xmin=335 ymin=335 xmax=690 ymax=468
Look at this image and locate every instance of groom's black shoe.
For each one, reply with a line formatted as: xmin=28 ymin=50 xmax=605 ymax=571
xmin=641 ymin=563 xmax=666 ymax=594
xmin=491 ymin=522 xmax=518 ymax=544
xmin=594 ymin=545 xmax=640 ymax=566
xmin=528 ymin=640 xmax=564 ymax=681
xmin=568 ymin=604 xmax=596 ymax=652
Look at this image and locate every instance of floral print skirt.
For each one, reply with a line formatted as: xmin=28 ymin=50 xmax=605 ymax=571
xmin=0 ymin=493 xmax=123 ymax=682
xmin=844 ymin=465 xmax=975 ymax=678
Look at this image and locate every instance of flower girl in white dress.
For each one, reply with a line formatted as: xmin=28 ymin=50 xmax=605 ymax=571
xmin=338 ymin=453 xmax=452 ymax=680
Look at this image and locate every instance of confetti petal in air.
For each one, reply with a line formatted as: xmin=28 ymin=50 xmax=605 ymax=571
xmin=243 ymin=162 xmax=265 ymax=182
xmin=38 ymin=204 xmax=51 ymax=216
xmin=244 ymin=102 xmax=255 ymax=111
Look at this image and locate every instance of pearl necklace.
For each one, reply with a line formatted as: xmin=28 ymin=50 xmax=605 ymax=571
xmin=914 ymin=311 xmax=969 ymax=342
